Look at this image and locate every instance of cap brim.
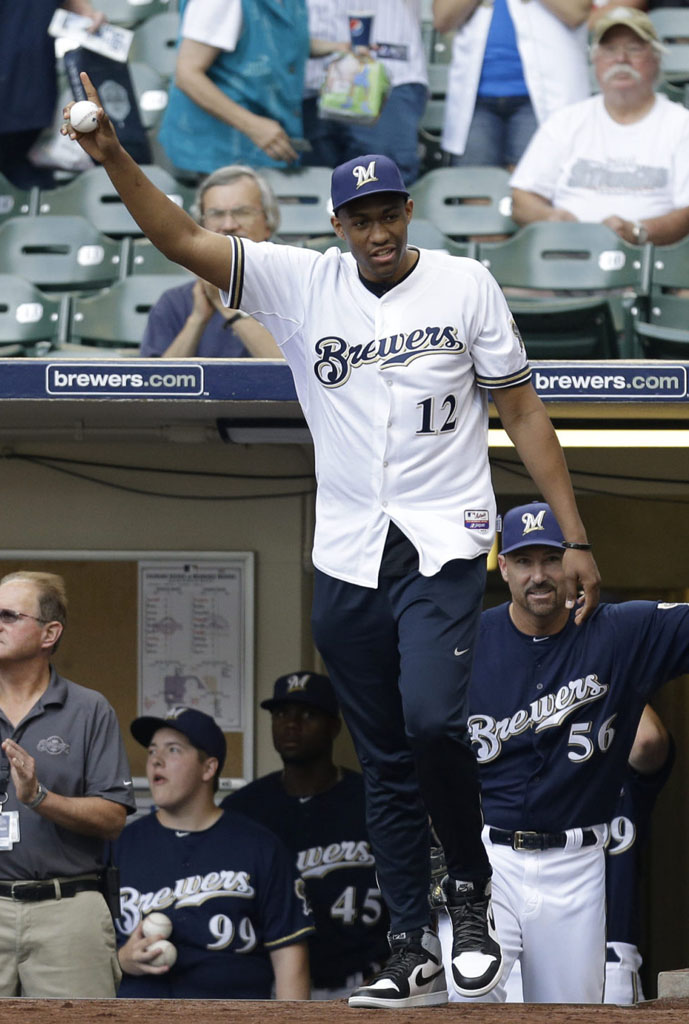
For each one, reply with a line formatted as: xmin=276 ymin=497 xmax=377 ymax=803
xmin=131 ymin=715 xmax=168 ymax=748
xmin=501 ymin=538 xmax=564 ymax=555
xmin=333 ymin=187 xmax=409 ymax=216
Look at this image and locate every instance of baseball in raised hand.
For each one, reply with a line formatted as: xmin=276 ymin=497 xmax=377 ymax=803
xmin=61 ymin=72 xmax=120 ymax=163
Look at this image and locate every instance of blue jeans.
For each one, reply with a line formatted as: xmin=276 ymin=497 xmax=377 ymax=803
xmin=303 ymin=82 xmax=428 ymax=184
xmin=449 ymin=94 xmax=537 ymax=169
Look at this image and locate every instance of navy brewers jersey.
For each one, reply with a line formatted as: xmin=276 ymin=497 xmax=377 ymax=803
xmin=468 ymin=601 xmax=689 ymax=831
xmin=112 ymin=810 xmax=314 ymax=998
xmin=606 ymin=737 xmax=675 ymax=947
xmin=224 ymin=769 xmax=390 ymax=987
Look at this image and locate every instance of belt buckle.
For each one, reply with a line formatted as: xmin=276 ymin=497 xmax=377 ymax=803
xmin=512 ymin=830 xmax=540 ymax=851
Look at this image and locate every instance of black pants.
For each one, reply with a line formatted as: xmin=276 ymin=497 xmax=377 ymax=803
xmin=311 ymin=557 xmax=491 ymax=932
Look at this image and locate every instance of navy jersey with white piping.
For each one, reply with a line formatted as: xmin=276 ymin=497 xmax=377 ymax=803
xmin=112 ymin=809 xmax=314 ymax=998
xmin=224 ymin=768 xmax=389 ymax=988
xmin=468 ymin=601 xmax=689 ymax=832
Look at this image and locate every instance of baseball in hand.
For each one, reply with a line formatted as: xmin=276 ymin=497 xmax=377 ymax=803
xmin=69 ymin=100 xmax=99 ymax=133
xmin=148 ymin=938 xmax=177 ymax=968
xmin=142 ymin=912 xmax=173 ymax=939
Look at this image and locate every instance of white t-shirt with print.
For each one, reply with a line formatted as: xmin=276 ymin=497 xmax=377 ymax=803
xmin=510 ymin=93 xmax=689 ymax=222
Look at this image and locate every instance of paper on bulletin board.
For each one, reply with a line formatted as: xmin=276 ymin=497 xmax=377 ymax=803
xmin=138 ymin=558 xmax=251 ymax=731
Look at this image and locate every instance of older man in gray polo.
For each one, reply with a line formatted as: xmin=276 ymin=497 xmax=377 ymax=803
xmin=511 ymin=7 xmax=689 ymax=246
xmin=0 ymin=571 xmax=135 ymax=997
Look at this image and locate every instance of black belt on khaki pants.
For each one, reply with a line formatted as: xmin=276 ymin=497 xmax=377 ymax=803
xmin=488 ymin=827 xmax=598 ymax=852
xmin=0 ymin=874 xmax=102 ymax=902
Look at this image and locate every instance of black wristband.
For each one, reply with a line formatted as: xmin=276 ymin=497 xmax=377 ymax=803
xmin=223 ymin=312 xmax=245 ymax=329
xmin=562 ymin=541 xmax=592 ymax=550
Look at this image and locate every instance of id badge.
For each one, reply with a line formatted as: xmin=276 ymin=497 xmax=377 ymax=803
xmin=0 ymin=812 xmax=19 ymax=850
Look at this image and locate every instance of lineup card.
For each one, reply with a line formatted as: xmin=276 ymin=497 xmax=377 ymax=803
xmin=138 ymin=560 xmax=247 ymax=731
xmin=49 ymin=9 xmax=133 ymax=62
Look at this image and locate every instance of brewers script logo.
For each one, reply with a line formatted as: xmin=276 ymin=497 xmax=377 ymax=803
xmin=314 ymin=326 xmax=466 ymax=387
xmin=353 ymin=160 xmax=378 ymax=190
xmin=469 ymin=674 xmax=610 ymax=763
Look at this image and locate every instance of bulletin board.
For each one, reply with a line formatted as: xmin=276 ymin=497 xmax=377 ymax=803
xmin=0 ymin=552 xmax=254 ymax=785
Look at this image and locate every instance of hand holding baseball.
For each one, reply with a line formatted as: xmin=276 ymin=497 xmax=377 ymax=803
xmin=61 ymin=72 xmax=120 ymax=164
xmin=117 ymin=921 xmax=176 ymax=976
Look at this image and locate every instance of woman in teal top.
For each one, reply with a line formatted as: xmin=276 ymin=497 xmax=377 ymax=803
xmin=160 ymin=0 xmax=310 ymax=176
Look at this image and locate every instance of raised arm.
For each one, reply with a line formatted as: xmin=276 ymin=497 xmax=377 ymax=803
xmin=62 ymin=73 xmax=233 ymax=291
xmin=491 ymin=381 xmax=600 ymax=622
xmin=538 ymin=0 xmax=591 ymax=29
xmin=433 ymin=0 xmax=481 ymax=34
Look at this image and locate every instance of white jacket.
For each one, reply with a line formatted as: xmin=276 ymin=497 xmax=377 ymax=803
xmin=442 ymin=0 xmax=590 ymax=156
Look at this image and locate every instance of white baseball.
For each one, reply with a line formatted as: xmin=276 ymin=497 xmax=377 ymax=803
xmin=69 ymin=100 xmax=99 ymax=133
xmin=148 ymin=938 xmax=177 ymax=968
xmin=142 ymin=912 xmax=173 ymax=939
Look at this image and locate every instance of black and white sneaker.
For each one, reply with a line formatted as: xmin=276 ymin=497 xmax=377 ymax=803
xmin=348 ymin=926 xmax=448 ymax=1008
xmin=443 ymin=877 xmax=503 ymax=997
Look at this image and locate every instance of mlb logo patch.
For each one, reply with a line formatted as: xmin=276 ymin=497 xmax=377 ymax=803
xmin=464 ymin=509 xmax=490 ymax=530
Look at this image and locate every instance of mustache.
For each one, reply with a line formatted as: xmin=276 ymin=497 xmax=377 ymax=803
xmin=602 ymin=63 xmax=642 ymax=83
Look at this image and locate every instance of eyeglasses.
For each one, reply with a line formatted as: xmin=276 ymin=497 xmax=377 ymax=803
xmin=597 ymin=42 xmax=650 ymax=59
xmin=202 ymin=206 xmax=263 ymax=227
xmin=0 ymin=609 xmax=48 ymax=626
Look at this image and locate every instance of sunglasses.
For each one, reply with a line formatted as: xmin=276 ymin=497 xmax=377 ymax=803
xmin=0 ymin=609 xmax=49 ymax=626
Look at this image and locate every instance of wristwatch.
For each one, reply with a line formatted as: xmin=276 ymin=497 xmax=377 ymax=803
xmin=632 ymin=222 xmax=649 ymax=244
xmin=27 ymin=782 xmax=47 ymax=809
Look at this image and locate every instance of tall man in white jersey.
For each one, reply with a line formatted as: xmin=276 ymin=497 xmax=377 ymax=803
xmin=63 ymin=78 xmax=600 ymax=1009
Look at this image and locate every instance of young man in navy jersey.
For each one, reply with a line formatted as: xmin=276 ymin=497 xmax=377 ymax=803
xmin=225 ymin=671 xmax=389 ymax=998
xmin=113 ymin=707 xmax=313 ymax=999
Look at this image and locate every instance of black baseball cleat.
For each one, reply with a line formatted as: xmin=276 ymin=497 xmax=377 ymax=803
xmin=348 ymin=926 xmax=448 ymax=1008
xmin=443 ymin=877 xmax=503 ymax=997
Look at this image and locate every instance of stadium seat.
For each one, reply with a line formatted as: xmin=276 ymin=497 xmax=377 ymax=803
xmin=70 ymin=273 xmax=191 ymax=347
xmin=129 ymin=11 xmax=180 ymax=78
xmin=0 ymin=173 xmax=39 ymax=224
xmin=38 ymin=165 xmax=192 ymax=237
xmin=630 ymin=236 xmax=689 ymax=357
xmin=97 ymin=0 xmax=176 ymax=28
xmin=0 ymin=215 xmax=125 ymax=292
xmin=0 ymin=274 xmax=69 ymax=356
xmin=261 ymin=167 xmax=334 ymax=239
xmin=649 ymin=8 xmax=689 ymax=81
xmin=410 ymin=167 xmax=517 ymax=239
xmin=127 ymin=238 xmax=187 ymax=274
xmin=478 ymin=222 xmax=652 ymax=359
xmin=129 ymin=61 xmax=170 ymax=132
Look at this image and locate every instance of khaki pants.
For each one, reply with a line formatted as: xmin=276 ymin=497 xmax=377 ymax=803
xmin=0 ymin=890 xmax=121 ymax=997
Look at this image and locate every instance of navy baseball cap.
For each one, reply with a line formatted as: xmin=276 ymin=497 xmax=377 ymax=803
xmin=261 ymin=671 xmax=339 ymax=717
xmin=331 ymin=154 xmax=409 ymax=214
xmin=500 ymin=502 xmax=565 ymax=555
xmin=131 ymin=706 xmax=226 ymax=771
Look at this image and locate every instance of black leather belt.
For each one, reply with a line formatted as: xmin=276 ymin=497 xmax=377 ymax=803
xmin=0 ymin=875 xmax=102 ymax=902
xmin=488 ymin=827 xmax=598 ymax=852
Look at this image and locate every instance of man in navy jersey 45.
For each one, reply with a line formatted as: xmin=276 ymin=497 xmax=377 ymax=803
xmin=65 ymin=82 xmax=600 ymax=1009
xmin=439 ymin=501 xmax=689 ymax=1004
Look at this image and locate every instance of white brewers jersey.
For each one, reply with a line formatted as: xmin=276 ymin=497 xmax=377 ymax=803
xmin=224 ymin=239 xmax=531 ymax=588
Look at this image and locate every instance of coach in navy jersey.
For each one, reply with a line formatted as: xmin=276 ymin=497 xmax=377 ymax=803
xmin=113 ymin=707 xmax=313 ymax=999
xmin=225 ymin=671 xmax=389 ymax=997
xmin=442 ymin=501 xmax=689 ymax=1004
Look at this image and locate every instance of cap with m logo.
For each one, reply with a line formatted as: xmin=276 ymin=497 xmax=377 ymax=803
xmin=331 ymin=154 xmax=409 ymax=214
xmin=500 ymin=502 xmax=565 ymax=554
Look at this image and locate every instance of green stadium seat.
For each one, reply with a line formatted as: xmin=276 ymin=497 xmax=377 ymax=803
xmin=410 ymin=167 xmax=517 ymax=240
xmin=0 ymin=275 xmax=69 ymax=356
xmin=0 ymin=215 xmax=124 ymax=292
xmin=69 ymin=273 xmax=191 ymax=347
